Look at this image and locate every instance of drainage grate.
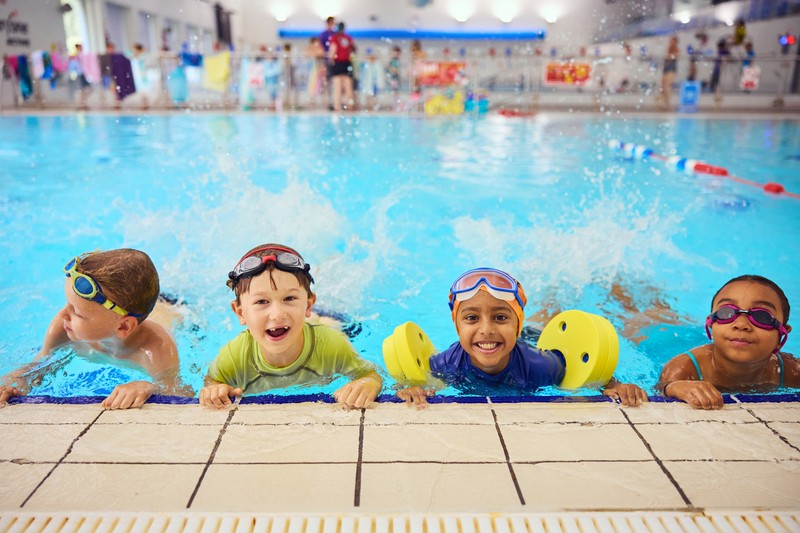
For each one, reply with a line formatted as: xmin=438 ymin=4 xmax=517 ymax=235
xmin=0 ymin=512 xmax=798 ymax=533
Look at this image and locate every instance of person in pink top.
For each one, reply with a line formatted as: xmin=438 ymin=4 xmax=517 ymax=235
xmin=328 ymin=22 xmax=356 ymax=111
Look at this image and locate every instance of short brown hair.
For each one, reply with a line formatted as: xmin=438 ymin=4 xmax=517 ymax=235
xmin=229 ymin=244 xmax=314 ymax=302
xmin=77 ymin=249 xmax=160 ymax=322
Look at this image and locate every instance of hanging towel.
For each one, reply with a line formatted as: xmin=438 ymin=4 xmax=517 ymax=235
xmin=180 ymin=51 xmax=203 ymax=67
xmin=167 ymin=65 xmax=188 ymax=103
xmin=17 ymin=55 xmax=32 ymax=100
xmin=51 ymin=51 xmax=68 ymax=73
xmin=202 ymin=51 xmax=230 ymax=93
xmin=4 ymin=55 xmax=19 ymax=77
xmin=110 ymin=53 xmax=136 ymax=100
xmin=31 ymin=51 xmax=45 ymax=78
xmin=79 ymin=53 xmax=101 ymax=84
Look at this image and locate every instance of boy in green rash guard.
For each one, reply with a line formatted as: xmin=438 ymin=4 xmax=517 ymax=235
xmin=199 ymin=244 xmax=382 ymax=409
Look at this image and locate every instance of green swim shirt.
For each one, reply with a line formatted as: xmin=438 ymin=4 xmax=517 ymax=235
xmin=207 ymin=323 xmax=377 ymax=394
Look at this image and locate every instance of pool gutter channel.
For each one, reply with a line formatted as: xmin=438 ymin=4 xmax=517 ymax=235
xmin=1 ymin=511 xmax=799 ymax=533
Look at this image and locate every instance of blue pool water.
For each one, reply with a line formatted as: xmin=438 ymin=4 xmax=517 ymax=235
xmin=1 ymin=114 xmax=798 ymax=398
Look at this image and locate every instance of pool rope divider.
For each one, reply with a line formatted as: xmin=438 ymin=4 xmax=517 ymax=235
xmin=607 ymin=140 xmax=800 ymax=200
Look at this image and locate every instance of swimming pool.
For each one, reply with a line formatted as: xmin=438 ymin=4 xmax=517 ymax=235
xmin=1 ymin=113 xmax=798 ymax=398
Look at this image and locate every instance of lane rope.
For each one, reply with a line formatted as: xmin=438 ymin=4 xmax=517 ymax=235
xmin=607 ymin=140 xmax=799 ymax=200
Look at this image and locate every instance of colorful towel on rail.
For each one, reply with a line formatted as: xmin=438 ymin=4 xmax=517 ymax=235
xmin=110 ymin=53 xmax=136 ymax=100
xmin=202 ymin=51 xmax=230 ymax=93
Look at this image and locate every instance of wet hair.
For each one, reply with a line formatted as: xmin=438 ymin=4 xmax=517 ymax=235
xmin=77 ymin=249 xmax=160 ymax=322
xmin=711 ymin=275 xmax=790 ymax=325
xmin=231 ymin=243 xmax=313 ymax=302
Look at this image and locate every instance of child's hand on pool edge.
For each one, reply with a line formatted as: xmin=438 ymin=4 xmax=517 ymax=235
xmin=664 ymin=380 xmax=724 ymax=410
xmin=102 ymin=380 xmax=154 ymax=410
xmin=333 ymin=374 xmax=382 ymax=409
xmin=396 ymin=386 xmax=436 ymax=408
xmin=199 ymin=382 xmax=243 ymax=409
xmin=0 ymin=385 xmax=24 ymax=407
xmin=602 ymin=379 xmax=649 ymax=407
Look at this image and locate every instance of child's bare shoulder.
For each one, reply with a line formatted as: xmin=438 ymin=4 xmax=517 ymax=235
xmin=128 ymin=320 xmax=178 ymax=371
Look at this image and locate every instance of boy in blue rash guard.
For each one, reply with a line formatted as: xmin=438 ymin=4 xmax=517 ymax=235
xmin=397 ymin=268 xmax=648 ymax=406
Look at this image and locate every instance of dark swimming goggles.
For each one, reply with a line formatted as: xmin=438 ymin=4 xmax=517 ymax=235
xmin=227 ymin=246 xmax=314 ymax=289
xmin=64 ymin=257 xmax=141 ymax=317
xmin=705 ymin=304 xmax=789 ymax=351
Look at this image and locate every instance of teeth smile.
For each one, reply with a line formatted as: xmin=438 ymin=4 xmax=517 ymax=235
xmin=477 ymin=342 xmax=498 ymax=350
xmin=267 ymin=327 xmax=289 ymax=338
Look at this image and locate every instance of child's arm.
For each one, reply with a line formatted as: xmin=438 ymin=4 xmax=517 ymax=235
xmin=781 ymin=353 xmax=800 ymax=388
xmin=1 ymin=311 xmax=71 ymax=405
xmin=333 ymin=371 xmax=382 ymax=409
xmin=102 ymin=322 xmax=185 ymax=410
xmin=39 ymin=309 xmax=71 ymax=356
xmin=602 ymin=378 xmax=649 ymax=407
xmin=658 ymin=351 xmax=724 ymax=409
xmin=199 ymin=378 xmax=243 ymax=409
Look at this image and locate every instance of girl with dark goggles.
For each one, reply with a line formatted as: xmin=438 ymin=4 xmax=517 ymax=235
xmin=227 ymin=246 xmax=314 ymax=289
xmin=64 ymin=257 xmax=142 ymax=318
xmin=705 ymin=304 xmax=789 ymax=351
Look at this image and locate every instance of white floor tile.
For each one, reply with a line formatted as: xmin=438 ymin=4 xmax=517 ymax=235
xmin=65 ymin=423 xmax=223 ymax=463
xmin=364 ymin=403 xmax=495 ymax=426
xmin=622 ymin=402 xmax=757 ymax=423
xmin=359 ymin=463 xmax=523 ymax=512
xmin=743 ymin=403 xmax=800 ymax=423
xmin=501 ymin=423 xmax=652 ymax=462
xmin=492 ymin=402 xmax=628 ymax=425
xmin=767 ymin=422 xmax=800 ymax=451
xmin=190 ymin=463 xmax=357 ymax=511
xmin=21 ymin=463 xmax=205 ymax=511
xmin=514 ymin=462 xmax=687 ymax=510
xmin=215 ymin=423 xmax=360 ymax=463
xmin=0 ymin=404 xmax=101 ymax=424
xmin=96 ymin=404 xmax=230 ymax=425
xmin=0 ymin=462 xmax=54 ymax=509
xmin=232 ymin=402 xmax=361 ymax=426
xmin=635 ymin=421 xmax=800 ymax=461
xmin=0 ymin=424 xmax=86 ymax=462
xmin=666 ymin=460 xmax=800 ymax=509
xmin=362 ymin=424 xmax=506 ymax=462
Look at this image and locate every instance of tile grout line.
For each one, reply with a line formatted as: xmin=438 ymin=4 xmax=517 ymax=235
xmin=489 ymin=399 xmax=526 ymax=506
xmin=619 ymin=408 xmax=693 ymax=508
xmin=354 ymin=408 xmax=366 ymax=507
xmin=186 ymin=407 xmax=237 ymax=508
xmin=744 ymin=408 xmax=800 ymax=455
xmin=20 ymin=409 xmax=106 ymax=508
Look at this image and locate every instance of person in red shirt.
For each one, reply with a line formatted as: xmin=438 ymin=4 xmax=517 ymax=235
xmin=328 ymin=22 xmax=356 ymax=110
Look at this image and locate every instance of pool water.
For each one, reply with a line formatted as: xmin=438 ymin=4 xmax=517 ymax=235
xmin=1 ymin=114 xmax=798 ymax=398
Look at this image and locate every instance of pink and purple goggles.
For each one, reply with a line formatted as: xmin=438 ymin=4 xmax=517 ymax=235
xmin=705 ymin=304 xmax=789 ymax=352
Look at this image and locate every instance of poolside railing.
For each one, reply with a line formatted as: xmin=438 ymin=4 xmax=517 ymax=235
xmin=1 ymin=50 xmax=798 ymax=112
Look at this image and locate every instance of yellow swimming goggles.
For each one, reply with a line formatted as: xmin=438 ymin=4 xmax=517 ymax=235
xmin=64 ymin=256 xmax=141 ymax=317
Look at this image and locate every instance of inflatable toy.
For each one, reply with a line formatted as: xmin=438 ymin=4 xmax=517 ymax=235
xmin=382 ymin=310 xmax=619 ymax=388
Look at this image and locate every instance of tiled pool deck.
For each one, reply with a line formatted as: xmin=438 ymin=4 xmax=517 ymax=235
xmin=1 ymin=394 xmax=799 ymax=532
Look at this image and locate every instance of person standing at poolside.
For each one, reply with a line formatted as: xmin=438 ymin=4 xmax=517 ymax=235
xmin=659 ymin=35 xmax=679 ymax=109
xmin=318 ymin=16 xmax=337 ymax=109
xmin=328 ymin=22 xmax=356 ymax=111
